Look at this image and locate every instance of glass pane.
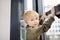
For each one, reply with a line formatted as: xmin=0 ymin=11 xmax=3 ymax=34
xmin=43 ymin=0 xmax=60 ymax=40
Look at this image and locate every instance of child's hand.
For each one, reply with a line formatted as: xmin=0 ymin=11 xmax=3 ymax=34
xmin=49 ymin=7 xmax=55 ymax=17
xmin=41 ymin=12 xmax=47 ymax=20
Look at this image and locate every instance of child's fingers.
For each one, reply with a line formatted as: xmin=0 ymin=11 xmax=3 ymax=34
xmin=51 ymin=7 xmax=55 ymax=15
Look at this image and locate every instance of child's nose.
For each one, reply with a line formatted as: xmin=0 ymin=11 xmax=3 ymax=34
xmin=34 ymin=20 xmax=37 ymax=23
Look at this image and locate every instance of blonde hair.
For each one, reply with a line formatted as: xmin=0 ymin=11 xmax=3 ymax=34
xmin=23 ymin=10 xmax=39 ymax=23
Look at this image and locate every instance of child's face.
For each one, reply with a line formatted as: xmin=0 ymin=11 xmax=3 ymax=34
xmin=26 ymin=15 xmax=39 ymax=27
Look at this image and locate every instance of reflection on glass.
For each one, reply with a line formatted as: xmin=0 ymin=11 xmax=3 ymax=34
xmin=43 ymin=0 xmax=60 ymax=40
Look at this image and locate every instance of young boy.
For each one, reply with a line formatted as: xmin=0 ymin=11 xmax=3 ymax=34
xmin=23 ymin=8 xmax=55 ymax=40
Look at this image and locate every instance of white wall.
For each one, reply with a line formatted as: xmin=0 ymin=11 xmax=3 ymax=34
xmin=0 ymin=0 xmax=11 ymax=40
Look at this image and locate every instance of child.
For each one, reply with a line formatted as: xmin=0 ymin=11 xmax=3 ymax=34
xmin=23 ymin=8 xmax=55 ymax=40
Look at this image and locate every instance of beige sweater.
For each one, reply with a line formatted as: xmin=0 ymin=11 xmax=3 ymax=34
xmin=26 ymin=17 xmax=54 ymax=40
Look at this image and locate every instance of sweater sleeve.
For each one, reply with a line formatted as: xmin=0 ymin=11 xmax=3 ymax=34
xmin=41 ymin=16 xmax=54 ymax=32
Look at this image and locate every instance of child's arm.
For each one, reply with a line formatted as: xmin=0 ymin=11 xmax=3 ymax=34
xmin=41 ymin=16 xmax=54 ymax=32
xmin=39 ymin=12 xmax=47 ymax=25
xmin=36 ymin=7 xmax=55 ymax=33
xmin=42 ymin=7 xmax=55 ymax=32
